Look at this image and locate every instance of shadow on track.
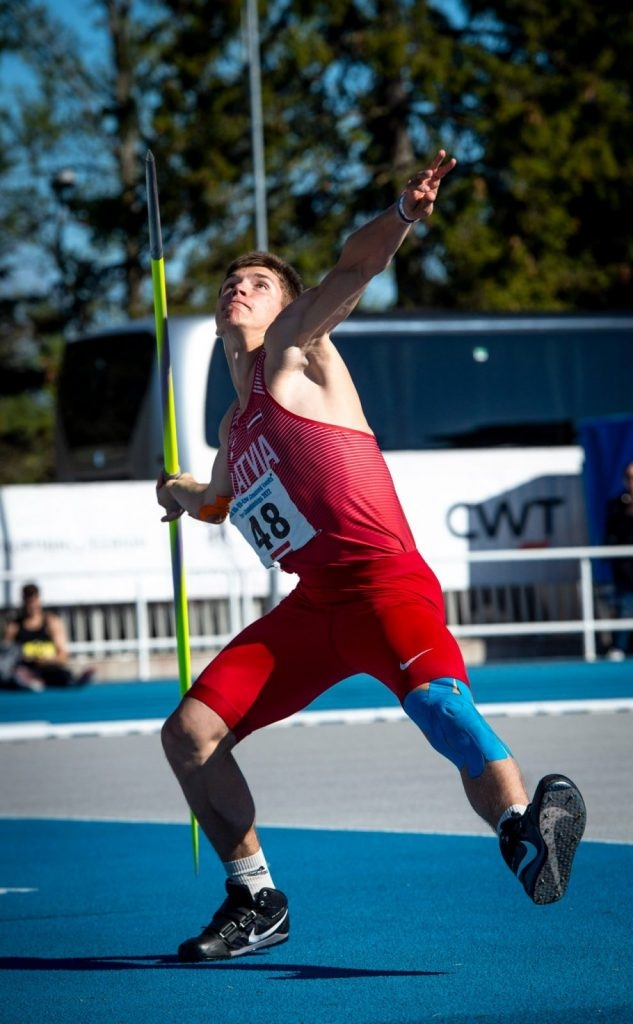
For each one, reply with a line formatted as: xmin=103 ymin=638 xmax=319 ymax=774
xmin=0 ymin=954 xmax=446 ymax=978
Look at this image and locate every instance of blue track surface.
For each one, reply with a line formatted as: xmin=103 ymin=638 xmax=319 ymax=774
xmin=1 ymin=662 xmax=632 ymax=1023
xmin=1 ymin=820 xmax=631 ymax=1024
xmin=1 ymin=659 xmax=632 ymax=726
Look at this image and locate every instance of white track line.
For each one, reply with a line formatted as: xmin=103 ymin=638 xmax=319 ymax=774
xmin=1 ymin=697 xmax=631 ymax=742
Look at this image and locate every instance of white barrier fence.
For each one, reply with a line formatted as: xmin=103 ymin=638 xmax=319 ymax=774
xmin=443 ymin=544 xmax=633 ymax=663
xmin=2 ymin=545 xmax=632 ymax=679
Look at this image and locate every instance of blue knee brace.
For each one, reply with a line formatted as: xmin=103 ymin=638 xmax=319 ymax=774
xmin=403 ymin=677 xmax=512 ymax=779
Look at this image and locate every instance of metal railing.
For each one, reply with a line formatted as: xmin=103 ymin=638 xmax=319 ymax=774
xmin=2 ymin=545 xmax=632 ymax=678
xmin=438 ymin=544 xmax=633 ymax=662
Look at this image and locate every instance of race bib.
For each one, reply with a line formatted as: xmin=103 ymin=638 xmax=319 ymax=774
xmin=229 ymin=468 xmax=317 ymax=567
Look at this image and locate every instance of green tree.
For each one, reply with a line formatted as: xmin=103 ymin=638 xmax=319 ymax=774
xmin=0 ymin=0 xmax=167 ymax=481
xmin=444 ymin=0 xmax=633 ymax=309
xmin=151 ymin=0 xmax=633 ymax=311
xmin=148 ymin=0 xmax=465 ymax=306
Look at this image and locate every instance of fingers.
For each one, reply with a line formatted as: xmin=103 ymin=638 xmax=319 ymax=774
xmin=156 ymin=469 xmax=182 ymax=488
xmin=156 ymin=474 xmax=185 ymax=521
xmin=431 ymin=149 xmax=457 ymax=175
xmin=407 ymin=149 xmax=456 ymax=186
xmin=161 ymin=508 xmax=184 ymax=523
xmin=157 ymin=490 xmax=184 ymax=520
xmin=435 ymin=153 xmax=457 ymax=179
xmin=399 ymin=151 xmax=455 ymax=222
xmin=407 ymin=150 xmax=457 ymax=190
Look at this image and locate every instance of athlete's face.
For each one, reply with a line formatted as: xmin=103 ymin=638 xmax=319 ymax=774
xmin=216 ymin=266 xmax=285 ymax=334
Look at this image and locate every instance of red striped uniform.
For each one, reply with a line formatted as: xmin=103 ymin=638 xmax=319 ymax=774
xmin=190 ymin=346 xmax=468 ymax=738
xmin=227 ymin=349 xmax=416 ymax=574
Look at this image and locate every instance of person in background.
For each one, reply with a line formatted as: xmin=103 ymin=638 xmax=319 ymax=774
xmin=604 ymin=460 xmax=633 ymax=661
xmin=1 ymin=582 xmax=94 ymax=692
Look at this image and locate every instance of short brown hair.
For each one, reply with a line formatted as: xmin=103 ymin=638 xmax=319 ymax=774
xmin=221 ymin=251 xmax=304 ymax=307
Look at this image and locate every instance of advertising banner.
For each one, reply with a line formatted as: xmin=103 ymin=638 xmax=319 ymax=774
xmin=0 ymin=445 xmax=587 ymax=608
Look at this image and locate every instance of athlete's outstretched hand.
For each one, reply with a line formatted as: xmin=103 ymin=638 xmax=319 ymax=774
xmin=399 ymin=150 xmax=457 ymax=221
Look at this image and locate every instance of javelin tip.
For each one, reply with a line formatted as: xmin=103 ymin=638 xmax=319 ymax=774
xmin=145 ymin=151 xmax=163 ymax=261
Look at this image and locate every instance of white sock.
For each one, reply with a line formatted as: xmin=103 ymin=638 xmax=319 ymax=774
xmin=496 ymin=804 xmax=528 ymax=836
xmin=223 ymin=849 xmax=275 ymax=896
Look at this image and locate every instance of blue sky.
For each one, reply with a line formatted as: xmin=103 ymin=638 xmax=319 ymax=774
xmin=0 ymin=3 xmax=102 ymax=103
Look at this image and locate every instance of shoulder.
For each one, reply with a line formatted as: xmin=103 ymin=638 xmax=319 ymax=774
xmin=44 ymin=610 xmax=63 ymax=631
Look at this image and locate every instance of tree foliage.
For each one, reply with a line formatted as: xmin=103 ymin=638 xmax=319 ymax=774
xmin=0 ymin=0 xmax=631 ymax=482
xmin=445 ymin=0 xmax=633 ymax=309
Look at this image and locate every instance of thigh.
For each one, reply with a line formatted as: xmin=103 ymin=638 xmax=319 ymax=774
xmin=188 ymin=589 xmax=349 ymax=741
xmin=333 ymin=583 xmax=468 ymax=703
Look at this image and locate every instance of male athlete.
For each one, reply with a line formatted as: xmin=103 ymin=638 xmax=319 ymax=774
xmin=156 ymin=150 xmax=586 ymax=962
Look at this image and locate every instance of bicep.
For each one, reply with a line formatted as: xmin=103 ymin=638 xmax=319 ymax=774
xmin=267 ymin=269 xmax=366 ymax=356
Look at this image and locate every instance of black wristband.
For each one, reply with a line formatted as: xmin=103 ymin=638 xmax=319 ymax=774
xmin=396 ymin=193 xmax=417 ymax=224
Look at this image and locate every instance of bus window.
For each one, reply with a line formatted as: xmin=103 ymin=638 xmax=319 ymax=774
xmin=56 ymin=328 xmax=157 ymax=479
xmin=204 ymin=319 xmax=633 ymax=452
xmin=205 ymin=341 xmax=236 ymax=447
xmin=331 ymin=323 xmax=633 ymax=449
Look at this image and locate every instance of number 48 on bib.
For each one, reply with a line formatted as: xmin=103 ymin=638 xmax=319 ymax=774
xmin=229 ymin=469 xmax=317 ymax=567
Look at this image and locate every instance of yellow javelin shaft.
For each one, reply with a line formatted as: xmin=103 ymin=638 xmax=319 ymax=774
xmin=145 ymin=150 xmax=199 ymax=874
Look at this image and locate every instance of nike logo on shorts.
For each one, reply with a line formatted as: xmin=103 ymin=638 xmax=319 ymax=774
xmin=399 ymin=648 xmax=433 ymax=671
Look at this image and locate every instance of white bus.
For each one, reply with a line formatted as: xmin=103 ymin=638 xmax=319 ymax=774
xmin=55 ymin=311 xmax=633 ymax=481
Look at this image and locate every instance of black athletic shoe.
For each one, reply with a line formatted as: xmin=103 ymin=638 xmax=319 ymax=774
xmin=177 ymin=881 xmax=290 ymax=962
xmin=499 ymin=774 xmax=586 ymax=905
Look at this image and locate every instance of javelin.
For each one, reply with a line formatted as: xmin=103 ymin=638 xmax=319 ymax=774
xmin=145 ymin=150 xmax=199 ymax=874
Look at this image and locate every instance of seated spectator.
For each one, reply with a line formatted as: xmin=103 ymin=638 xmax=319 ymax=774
xmin=1 ymin=582 xmax=94 ymax=691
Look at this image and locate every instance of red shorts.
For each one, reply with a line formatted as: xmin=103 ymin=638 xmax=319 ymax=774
xmin=188 ymin=550 xmax=468 ymax=742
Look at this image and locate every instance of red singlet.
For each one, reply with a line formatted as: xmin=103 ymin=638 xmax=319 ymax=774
xmin=226 ymin=350 xmax=416 ymax=574
xmin=189 ymin=349 xmax=468 ymax=739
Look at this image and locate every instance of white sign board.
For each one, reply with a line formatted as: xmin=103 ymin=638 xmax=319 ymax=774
xmin=0 ymin=445 xmax=587 ymax=608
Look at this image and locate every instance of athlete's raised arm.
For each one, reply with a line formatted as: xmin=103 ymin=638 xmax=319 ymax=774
xmin=267 ymin=150 xmax=456 ymax=351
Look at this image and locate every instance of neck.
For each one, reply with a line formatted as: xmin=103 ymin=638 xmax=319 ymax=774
xmin=223 ymin=337 xmax=263 ymax=406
